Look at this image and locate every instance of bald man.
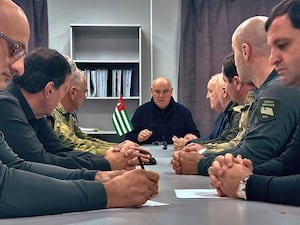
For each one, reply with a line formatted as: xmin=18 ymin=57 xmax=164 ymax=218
xmin=125 ymin=76 xmax=200 ymax=144
xmin=208 ymin=0 xmax=300 ymax=206
xmin=172 ymin=16 xmax=300 ymax=176
xmin=0 ymin=0 xmax=30 ymax=90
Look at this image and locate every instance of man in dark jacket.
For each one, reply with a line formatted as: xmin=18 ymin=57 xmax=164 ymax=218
xmin=125 ymin=76 xmax=200 ymax=144
xmin=0 ymin=0 xmax=159 ymax=217
xmin=209 ymin=0 xmax=300 ymax=206
xmin=171 ymin=16 xmax=300 ymax=180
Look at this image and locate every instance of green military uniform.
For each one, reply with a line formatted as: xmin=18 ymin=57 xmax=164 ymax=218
xmin=48 ymin=103 xmax=115 ymax=156
xmin=204 ymin=91 xmax=255 ymax=153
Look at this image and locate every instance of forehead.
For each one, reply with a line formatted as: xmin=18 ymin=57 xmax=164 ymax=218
xmin=0 ymin=9 xmax=30 ymax=48
xmin=267 ymin=14 xmax=295 ymax=44
xmin=207 ymin=80 xmax=216 ymax=90
xmin=153 ymin=80 xmax=170 ymax=90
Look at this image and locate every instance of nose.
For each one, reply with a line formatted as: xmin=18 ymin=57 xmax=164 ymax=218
xmin=9 ymin=57 xmax=25 ymax=77
xmin=269 ymin=47 xmax=281 ymax=67
xmin=206 ymin=92 xmax=209 ymax=99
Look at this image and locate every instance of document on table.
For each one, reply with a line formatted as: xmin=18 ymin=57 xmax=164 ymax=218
xmin=174 ymin=189 xmax=222 ymax=199
xmin=143 ymin=200 xmax=170 ymax=207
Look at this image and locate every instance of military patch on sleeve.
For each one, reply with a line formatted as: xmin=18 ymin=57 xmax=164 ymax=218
xmin=256 ymin=98 xmax=280 ymax=122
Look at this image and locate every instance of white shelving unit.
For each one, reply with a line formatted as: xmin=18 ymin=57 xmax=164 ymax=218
xmin=70 ymin=24 xmax=142 ymax=134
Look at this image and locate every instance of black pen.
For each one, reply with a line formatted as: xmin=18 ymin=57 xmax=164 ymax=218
xmin=138 ymin=156 xmax=145 ymax=170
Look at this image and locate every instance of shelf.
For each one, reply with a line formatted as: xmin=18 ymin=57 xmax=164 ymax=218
xmin=86 ymin=96 xmax=140 ymax=100
xmin=70 ymin=24 xmax=142 ymax=131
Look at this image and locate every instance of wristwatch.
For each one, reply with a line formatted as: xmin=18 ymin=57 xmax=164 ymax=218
xmin=236 ymin=175 xmax=250 ymax=200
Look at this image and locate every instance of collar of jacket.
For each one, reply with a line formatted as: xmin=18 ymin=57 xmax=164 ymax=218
xmin=6 ymin=81 xmax=36 ymax=121
xmin=150 ymin=96 xmax=176 ymax=113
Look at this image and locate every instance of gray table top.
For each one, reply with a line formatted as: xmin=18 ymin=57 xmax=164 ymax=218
xmin=1 ymin=145 xmax=299 ymax=224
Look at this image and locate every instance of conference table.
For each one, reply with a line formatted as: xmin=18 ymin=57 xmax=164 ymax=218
xmin=1 ymin=144 xmax=299 ymax=224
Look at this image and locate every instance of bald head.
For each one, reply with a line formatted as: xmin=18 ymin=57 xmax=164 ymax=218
xmin=0 ymin=0 xmax=29 ymax=37
xmin=151 ymin=77 xmax=172 ymax=89
xmin=206 ymin=73 xmax=223 ymax=112
xmin=232 ymin=16 xmax=269 ymax=58
xmin=151 ymin=76 xmax=173 ymax=109
xmin=0 ymin=0 xmax=30 ymax=90
xmin=231 ymin=16 xmax=274 ymax=87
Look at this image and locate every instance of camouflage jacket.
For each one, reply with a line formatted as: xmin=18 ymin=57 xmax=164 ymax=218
xmin=204 ymin=90 xmax=255 ymax=153
xmin=48 ymin=103 xmax=115 ymax=156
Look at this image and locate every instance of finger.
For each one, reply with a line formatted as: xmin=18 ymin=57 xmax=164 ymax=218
xmin=224 ymin=153 xmax=234 ymax=167
xmin=124 ymin=149 xmax=134 ymax=158
xmin=130 ymin=146 xmax=150 ymax=155
xmin=235 ymin=154 xmax=243 ymax=164
xmin=111 ymin=145 xmax=121 ymax=152
xmin=209 ymin=174 xmax=222 ymax=187
xmin=216 ymin=187 xmax=225 ymax=197
xmin=210 ymin=160 xmax=224 ymax=177
xmin=243 ymin=158 xmax=253 ymax=170
xmin=172 ymin=135 xmax=178 ymax=142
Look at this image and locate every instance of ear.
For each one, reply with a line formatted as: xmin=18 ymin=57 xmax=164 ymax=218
xmin=43 ymin=81 xmax=55 ymax=100
xmin=233 ymin=76 xmax=243 ymax=91
xmin=241 ymin=43 xmax=251 ymax=61
xmin=222 ymin=87 xmax=228 ymax=98
xmin=70 ymin=87 xmax=77 ymax=100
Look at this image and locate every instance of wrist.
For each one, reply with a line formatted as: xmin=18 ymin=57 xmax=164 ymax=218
xmin=236 ymin=175 xmax=250 ymax=200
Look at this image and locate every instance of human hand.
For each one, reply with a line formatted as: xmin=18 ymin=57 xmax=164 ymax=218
xmin=94 ymin=170 xmax=126 ymax=182
xmin=179 ymin=150 xmax=204 ymax=174
xmin=183 ymin=133 xmax=198 ymax=140
xmin=138 ymin=129 xmax=153 ymax=142
xmin=118 ymin=140 xmax=139 ymax=148
xmin=172 ymin=135 xmax=188 ymax=151
xmin=171 ymin=150 xmax=182 ymax=174
xmin=208 ymin=154 xmax=253 ymax=197
xmin=216 ymin=163 xmax=253 ymax=198
xmin=104 ymin=169 xmax=159 ymax=208
xmin=208 ymin=153 xmax=240 ymax=192
xmin=182 ymin=142 xmax=202 ymax=152
xmin=209 ymin=154 xmax=253 ymax=188
xmin=105 ymin=146 xmax=151 ymax=170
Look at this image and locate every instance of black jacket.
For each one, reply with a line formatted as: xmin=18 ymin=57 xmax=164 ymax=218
xmin=125 ymin=97 xmax=200 ymax=144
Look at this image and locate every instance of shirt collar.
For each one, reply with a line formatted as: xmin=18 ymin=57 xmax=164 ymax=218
xmin=6 ymin=81 xmax=36 ymax=121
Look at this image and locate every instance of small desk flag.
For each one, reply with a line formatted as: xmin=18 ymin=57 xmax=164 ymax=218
xmin=112 ymin=96 xmax=134 ymax=136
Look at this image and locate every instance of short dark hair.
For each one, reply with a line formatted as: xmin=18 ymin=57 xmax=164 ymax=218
xmin=13 ymin=48 xmax=71 ymax=93
xmin=265 ymin=0 xmax=300 ymax=31
xmin=222 ymin=52 xmax=237 ymax=82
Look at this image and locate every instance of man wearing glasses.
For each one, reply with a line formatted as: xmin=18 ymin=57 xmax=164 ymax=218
xmin=0 ymin=0 xmax=159 ymax=217
xmin=0 ymin=3 xmax=28 ymax=90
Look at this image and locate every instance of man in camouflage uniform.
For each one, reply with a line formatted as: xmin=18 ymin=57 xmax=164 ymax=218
xmin=171 ymin=16 xmax=300 ymax=176
xmin=48 ymin=68 xmax=115 ymax=156
xmin=190 ymin=53 xmax=256 ymax=153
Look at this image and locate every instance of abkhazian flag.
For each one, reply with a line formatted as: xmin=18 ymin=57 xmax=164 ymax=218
xmin=112 ymin=96 xmax=134 ymax=136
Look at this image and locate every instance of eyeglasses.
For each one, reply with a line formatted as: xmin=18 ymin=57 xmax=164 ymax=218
xmin=0 ymin=32 xmax=26 ymax=60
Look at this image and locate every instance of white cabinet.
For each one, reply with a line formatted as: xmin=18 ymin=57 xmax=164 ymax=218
xmin=70 ymin=24 xmax=142 ymax=133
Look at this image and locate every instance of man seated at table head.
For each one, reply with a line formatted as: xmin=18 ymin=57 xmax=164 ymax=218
xmin=125 ymin=76 xmax=200 ymax=144
xmin=171 ymin=15 xmax=300 ymax=178
xmin=209 ymin=0 xmax=300 ymax=207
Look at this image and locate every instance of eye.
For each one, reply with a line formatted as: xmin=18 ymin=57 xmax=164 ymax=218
xmin=276 ymin=41 xmax=288 ymax=50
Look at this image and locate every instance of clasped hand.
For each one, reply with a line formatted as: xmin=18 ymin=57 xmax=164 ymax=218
xmin=171 ymin=143 xmax=204 ymax=175
xmin=208 ymin=153 xmax=253 ymax=198
xmin=105 ymin=140 xmax=151 ymax=170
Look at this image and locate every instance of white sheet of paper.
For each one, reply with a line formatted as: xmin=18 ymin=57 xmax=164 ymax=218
xmin=174 ymin=189 xmax=221 ymax=199
xmin=143 ymin=200 xmax=170 ymax=207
